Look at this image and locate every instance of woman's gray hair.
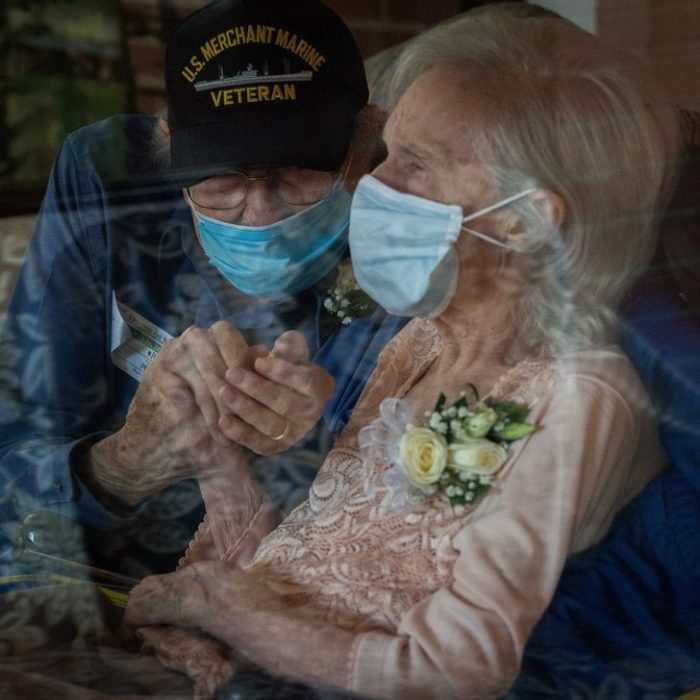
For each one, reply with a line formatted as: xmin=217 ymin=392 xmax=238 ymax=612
xmin=388 ymin=11 xmax=681 ymax=355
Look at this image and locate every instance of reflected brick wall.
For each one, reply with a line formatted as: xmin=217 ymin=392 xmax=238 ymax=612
xmin=610 ymin=0 xmax=700 ymax=112
xmin=532 ymin=0 xmax=700 ymax=112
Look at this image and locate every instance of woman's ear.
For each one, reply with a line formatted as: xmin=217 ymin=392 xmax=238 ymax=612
xmin=505 ymin=188 xmax=566 ymax=252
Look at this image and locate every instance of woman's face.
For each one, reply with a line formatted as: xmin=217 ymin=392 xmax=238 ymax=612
xmin=373 ymin=66 xmax=522 ymax=262
xmin=368 ymin=66 xmax=538 ymax=313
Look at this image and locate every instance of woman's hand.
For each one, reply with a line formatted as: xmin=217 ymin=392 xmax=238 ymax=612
xmin=137 ymin=625 xmax=235 ymax=700
xmin=124 ymin=563 xmax=269 ymax=698
xmin=124 ymin=562 xmax=355 ymax=691
xmin=125 ymin=561 xmax=258 ymax=636
xmin=219 ymin=330 xmax=335 ymax=455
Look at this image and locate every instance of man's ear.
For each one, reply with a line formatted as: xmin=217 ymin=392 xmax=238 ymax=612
xmin=504 ymin=188 xmax=566 ymax=252
xmin=344 ymin=105 xmax=387 ymax=193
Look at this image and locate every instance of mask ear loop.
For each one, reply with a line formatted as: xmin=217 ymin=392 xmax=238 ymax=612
xmin=460 ymin=188 xmax=536 ymax=252
xmin=461 ymin=226 xmax=518 ymax=251
xmin=333 ymin=148 xmax=356 ymax=195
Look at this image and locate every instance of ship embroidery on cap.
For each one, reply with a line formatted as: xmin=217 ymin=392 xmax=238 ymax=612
xmin=194 ymin=60 xmax=312 ymax=92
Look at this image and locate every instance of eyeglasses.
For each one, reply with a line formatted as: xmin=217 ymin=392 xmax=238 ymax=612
xmin=186 ymin=167 xmax=338 ymax=210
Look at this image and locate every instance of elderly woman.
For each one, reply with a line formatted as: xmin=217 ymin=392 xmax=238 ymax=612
xmin=125 ymin=10 xmax=679 ymax=699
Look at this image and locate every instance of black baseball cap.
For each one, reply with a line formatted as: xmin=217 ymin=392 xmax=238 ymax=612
xmin=165 ymin=0 xmax=368 ymax=185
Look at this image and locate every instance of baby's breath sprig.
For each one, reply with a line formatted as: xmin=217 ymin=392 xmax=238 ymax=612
xmin=323 ymin=259 xmax=375 ymax=325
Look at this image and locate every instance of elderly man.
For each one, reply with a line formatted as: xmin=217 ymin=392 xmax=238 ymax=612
xmin=0 ymin=0 xmax=401 ymax=578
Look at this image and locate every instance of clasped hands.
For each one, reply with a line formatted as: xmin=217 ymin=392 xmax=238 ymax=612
xmin=89 ymin=322 xmax=335 ymax=505
xmin=166 ymin=322 xmax=333 ymax=453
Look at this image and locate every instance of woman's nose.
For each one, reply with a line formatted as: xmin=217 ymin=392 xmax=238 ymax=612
xmin=370 ymin=159 xmax=401 ymax=191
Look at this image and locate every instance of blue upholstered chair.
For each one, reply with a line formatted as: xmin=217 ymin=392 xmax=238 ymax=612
xmin=509 ymin=134 xmax=700 ymax=698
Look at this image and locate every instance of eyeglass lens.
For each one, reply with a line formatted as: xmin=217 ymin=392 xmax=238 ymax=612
xmin=188 ymin=168 xmax=335 ymax=209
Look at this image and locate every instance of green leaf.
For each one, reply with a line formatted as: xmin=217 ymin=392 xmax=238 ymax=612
xmin=491 ymin=401 xmax=531 ymax=423
xmin=434 ymin=393 xmax=447 ymax=413
xmin=346 ymin=288 xmax=374 ymax=314
xmin=493 ymin=422 xmax=536 ymax=441
xmin=509 ymin=404 xmax=532 ymax=423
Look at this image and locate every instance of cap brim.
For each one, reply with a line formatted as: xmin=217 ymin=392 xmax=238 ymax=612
xmin=169 ymin=104 xmax=356 ymax=186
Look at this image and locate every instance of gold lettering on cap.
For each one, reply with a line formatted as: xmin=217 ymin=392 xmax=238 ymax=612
xmin=182 ymin=25 xmax=325 ymax=86
xmin=182 ymin=54 xmax=204 ymax=82
xmin=275 ymin=29 xmax=290 ymax=48
xmin=199 ymin=24 xmax=275 ymax=64
xmin=208 ymin=83 xmax=297 ymax=106
xmin=233 ymin=26 xmax=246 ymax=44
xmin=200 ymin=40 xmax=217 ymax=62
xmin=273 ymin=29 xmax=326 ymax=71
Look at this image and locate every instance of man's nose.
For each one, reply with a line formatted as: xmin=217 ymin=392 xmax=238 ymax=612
xmin=237 ymin=179 xmax=292 ymax=226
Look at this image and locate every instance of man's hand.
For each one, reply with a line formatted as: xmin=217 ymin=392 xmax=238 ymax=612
xmin=82 ymin=325 xmax=334 ymax=506
xmin=84 ymin=321 xmax=255 ymax=505
xmin=218 ymin=330 xmax=335 ymax=454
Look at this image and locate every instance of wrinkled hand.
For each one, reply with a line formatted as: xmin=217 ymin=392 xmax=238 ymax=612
xmin=124 ymin=564 xmax=260 ymax=698
xmin=218 ymin=330 xmax=335 ymax=454
xmin=87 ymin=325 xmax=334 ymax=505
xmin=137 ymin=625 xmax=236 ymax=700
xmin=88 ymin=321 xmax=258 ymax=503
xmin=125 ymin=561 xmax=264 ymax=642
xmin=125 ymin=561 xmax=354 ymax=690
xmin=123 ymin=574 xmax=240 ymax=700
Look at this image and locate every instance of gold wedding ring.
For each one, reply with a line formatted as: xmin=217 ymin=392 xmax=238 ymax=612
xmin=271 ymin=423 xmax=289 ymax=441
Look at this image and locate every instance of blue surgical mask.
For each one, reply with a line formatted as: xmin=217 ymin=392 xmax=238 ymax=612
xmin=193 ymin=184 xmax=351 ymax=296
xmin=349 ymin=175 xmax=535 ymax=317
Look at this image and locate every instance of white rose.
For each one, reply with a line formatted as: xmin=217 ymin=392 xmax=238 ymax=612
xmin=399 ymin=427 xmax=448 ymax=489
xmin=447 ymin=438 xmax=507 ymax=476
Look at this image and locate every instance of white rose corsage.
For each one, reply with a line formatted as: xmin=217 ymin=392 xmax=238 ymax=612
xmin=359 ymin=389 xmax=536 ymax=510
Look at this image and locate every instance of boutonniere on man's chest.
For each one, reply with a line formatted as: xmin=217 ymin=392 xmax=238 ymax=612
xmin=323 ymin=259 xmax=375 ymax=325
